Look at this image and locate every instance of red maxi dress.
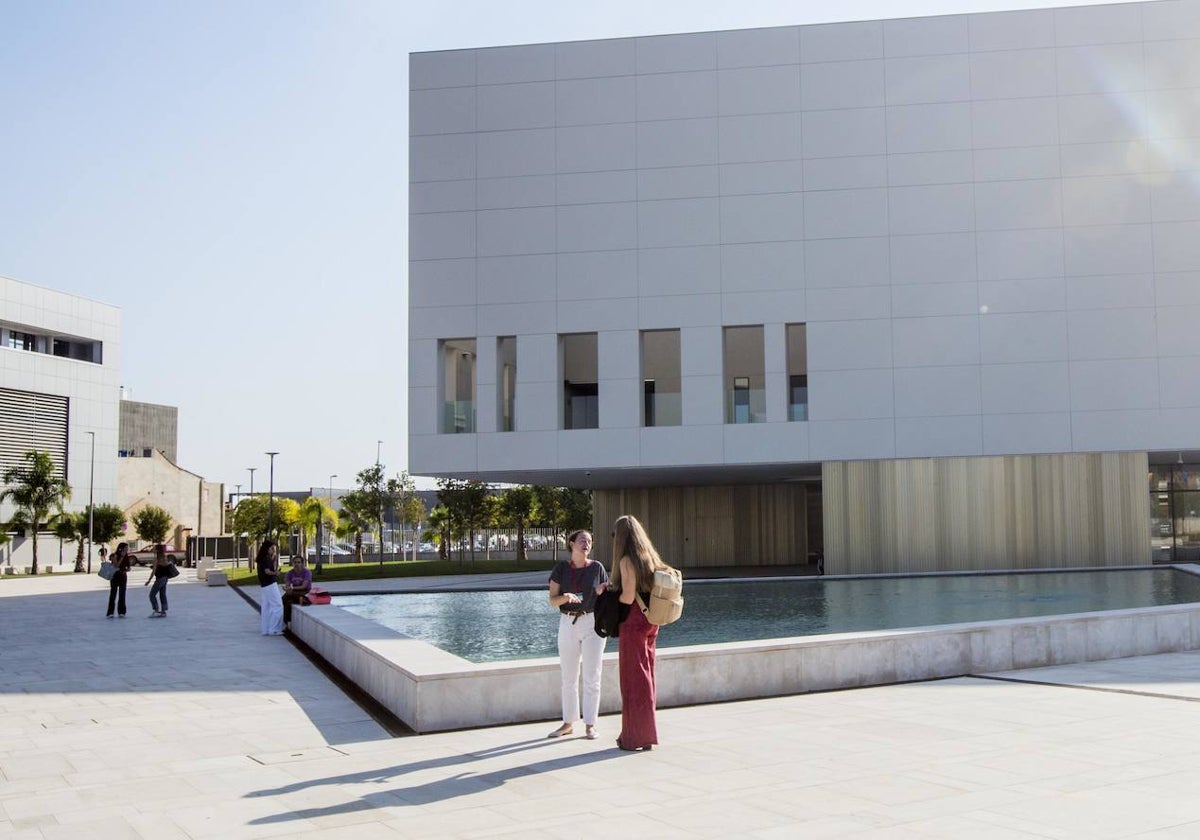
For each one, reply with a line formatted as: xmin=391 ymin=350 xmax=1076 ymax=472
xmin=617 ymin=602 xmax=659 ymax=750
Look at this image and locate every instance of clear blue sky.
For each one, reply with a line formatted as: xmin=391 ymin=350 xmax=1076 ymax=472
xmin=0 ymin=0 xmax=1110 ymax=492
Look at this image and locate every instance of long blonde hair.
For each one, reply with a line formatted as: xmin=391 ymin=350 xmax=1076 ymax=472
xmin=610 ymin=514 xmax=665 ymax=592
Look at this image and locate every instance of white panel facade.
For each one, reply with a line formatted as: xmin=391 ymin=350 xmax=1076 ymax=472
xmin=410 ymin=0 xmax=1200 ymax=482
xmin=0 ymin=276 xmax=121 ymax=567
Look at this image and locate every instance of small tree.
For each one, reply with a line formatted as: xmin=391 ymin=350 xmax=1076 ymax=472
xmin=497 ymin=485 xmax=537 ymax=562
xmin=532 ymin=485 xmax=565 ymax=562
xmin=0 ymin=450 xmax=72 ymax=575
xmin=55 ymin=503 xmax=126 ymax=573
xmin=231 ymin=496 xmax=300 ymax=546
xmin=131 ymin=505 xmax=172 ymax=545
xmin=398 ymin=492 xmax=427 ymax=561
xmin=437 ymin=478 xmax=491 ymax=564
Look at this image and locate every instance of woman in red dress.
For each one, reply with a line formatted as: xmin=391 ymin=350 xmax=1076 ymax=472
xmin=611 ymin=514 xmax=665 ymax=752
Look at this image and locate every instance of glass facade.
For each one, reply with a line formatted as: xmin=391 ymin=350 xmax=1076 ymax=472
xmin=1149 ymin=463 xmax=1200 ymax=563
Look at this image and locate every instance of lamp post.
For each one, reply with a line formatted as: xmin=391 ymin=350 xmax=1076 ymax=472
xmin=233 ymin=484 xmax=242 ymax=566
xmin=266 ymin=452 xmax=279 ymax=542
xmin=319 ymin=473 xmax=336 ymax=576
xmin=247 ymin=467 xmax=256 ymax=497
xmin=376 ymin=441 xmax=384 ymax=565
xmin=86 ymin=431 xmax=95 ymax=574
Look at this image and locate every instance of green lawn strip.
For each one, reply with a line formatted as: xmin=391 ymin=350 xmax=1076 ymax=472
xmin=224 ymin=558 xmax=554 ymax=587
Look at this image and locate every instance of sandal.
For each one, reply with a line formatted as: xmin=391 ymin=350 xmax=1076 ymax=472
xmin=585 ymin=725 xmax=598 ymax=740
xmin=547 ymin=723 xmax=574 ymax=738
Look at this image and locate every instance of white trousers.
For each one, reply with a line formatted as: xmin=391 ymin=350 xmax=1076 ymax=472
xmin=558 ymin=612 xmax=605 ymax=725
xmin=260 ymin=584 xmax=284 ymax=635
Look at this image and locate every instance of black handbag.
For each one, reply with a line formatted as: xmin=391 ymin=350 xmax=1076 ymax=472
xmin=164 ymin=562 xmax=180 ymax=579
xmin=593 ymin=589 xmax=629 ymax=638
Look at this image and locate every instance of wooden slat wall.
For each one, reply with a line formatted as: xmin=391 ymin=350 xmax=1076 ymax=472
xmin=823 ymin=452 xmax=1151 ymax=574
xmin=592 ymin=484 xmax=809 ymax=569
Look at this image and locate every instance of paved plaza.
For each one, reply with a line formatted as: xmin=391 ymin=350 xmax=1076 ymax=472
xmin=4 ymin=572 xmax=1200 ymax=838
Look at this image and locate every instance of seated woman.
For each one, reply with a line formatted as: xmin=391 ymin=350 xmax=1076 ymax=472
xmin=282 ymin=555 xmax=312 ymax=626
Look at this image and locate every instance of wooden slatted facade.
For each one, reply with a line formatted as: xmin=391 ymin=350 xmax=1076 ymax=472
xmin=823 ymin=452 xmax=1150 ymax=574
xmin=592 ymin=484 xmax=809 ymax=569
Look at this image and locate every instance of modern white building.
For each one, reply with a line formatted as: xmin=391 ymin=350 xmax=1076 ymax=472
xmin=0 ymin=275 xmax=121 ymax=570
xmin=408 ymin=0 xmax=1200 ymax=573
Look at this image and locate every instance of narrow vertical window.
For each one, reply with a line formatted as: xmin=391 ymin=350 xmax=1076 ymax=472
xmin=497 ymin=336 xmax=516 ymax=432
xmin=787 ymin=323 xmax=808 ymax=421
xmin=641 ymin=329 xmax=681 ymax=427
xmin=561 ymin=333 xmax=598 ymax=430
xmin=440 ymin=338 xmax=476 ymax=433
xmin=723 ymin=326 xmax=765 ymax=424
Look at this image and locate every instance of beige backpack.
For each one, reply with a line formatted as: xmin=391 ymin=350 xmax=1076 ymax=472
xmin=636 ymin=567 xmax=684 ymax=626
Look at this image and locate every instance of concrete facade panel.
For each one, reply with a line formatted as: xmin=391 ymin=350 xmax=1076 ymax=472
xmin=410 ymin=1 xmax=1200 ymax=487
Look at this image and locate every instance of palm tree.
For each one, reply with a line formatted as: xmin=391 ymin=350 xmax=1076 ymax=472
xmin=336 ymin=492 xmax=373 ymax=562
xmin=1 ymin=451 xmax=72 ymax=575
xmin=297 ymin=497 xmax=338 ymax=571
xmin=424 ymin=505 xmax=452 ymax=561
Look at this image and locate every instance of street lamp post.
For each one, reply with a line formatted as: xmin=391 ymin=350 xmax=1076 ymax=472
xmin=86 ymin=431 xmax=95 ymax=573
xmin=233 ymin=484 xmax=242 ymax=566
xmin=376 ymin=441 xmax=384 ymax=565
xmin=266 ymin=452 xmax=279 ymax=542
xmin=318 ymin=473 xmax=337 ymax=576
xmin=246 ymin=468 xmax=257 ymax=568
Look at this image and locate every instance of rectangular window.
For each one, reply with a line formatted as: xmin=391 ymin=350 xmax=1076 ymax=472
xmin=439 ymin=339 xmax=476 ymax=434
xmin=7 ymin=331 xmax=35 ymax=351
xmin=561 ymin=333 xmax=598 ymax=430
xmin=641 ymin=329 xmax=681 ymax=427
xmin=497 ymin=336 xmax=516 ymax=432
xmin=723 ymin=326 xmax=765 ymax=424
xmin=787 ymin=323 xmax=808 ymax=422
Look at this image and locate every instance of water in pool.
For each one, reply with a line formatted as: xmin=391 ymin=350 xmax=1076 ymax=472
xmin=336 ymin=568 xmax=1200 ymax=663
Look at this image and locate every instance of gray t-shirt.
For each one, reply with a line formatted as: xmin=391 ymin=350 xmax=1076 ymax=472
xmin=549 ymin=559 xmax=609 ymax=613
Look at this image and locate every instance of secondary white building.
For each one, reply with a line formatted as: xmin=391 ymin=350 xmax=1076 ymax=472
xmin=408 ymin=0 xmax=1200 ymax=573
xmin=0 ymin=275 xmax=121 ymax=571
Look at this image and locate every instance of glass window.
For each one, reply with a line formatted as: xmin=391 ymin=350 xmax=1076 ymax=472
xmin=1148 ymin=462 xmax=1200 ymax=563
xmin=7 ymin=331 xmax=35 ymax=351
xmin=786 ymin=323 xmax=808 ymax=422
xmin=497 ymin=336 xmax=516 ymax=432
xmin=561 ymin=333 xmax=598 ymax=430
xmin=641 ymin=330 xmax=681 ymax=427
xmin=723 ymin=326 xmax=765 ymax=424
xmin=439 ymin=339 xmax=476 ymax=434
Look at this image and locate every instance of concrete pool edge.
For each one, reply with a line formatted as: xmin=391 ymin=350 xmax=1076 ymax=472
xmin=291 ymin=564 xmax=1200 ymax=733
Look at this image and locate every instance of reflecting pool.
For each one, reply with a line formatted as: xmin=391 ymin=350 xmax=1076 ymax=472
xmin=336 ymin=568 xmax=1200 ymax=663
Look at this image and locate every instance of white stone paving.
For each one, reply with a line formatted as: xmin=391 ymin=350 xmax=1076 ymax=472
xmin=4 ymin=571 xmax=1200 ymax=837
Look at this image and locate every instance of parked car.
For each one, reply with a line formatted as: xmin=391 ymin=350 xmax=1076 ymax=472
xmin=130 ymin=544 xmax=186 ymax=567
xmin=305 ymin=544 xmax=351 ymax=559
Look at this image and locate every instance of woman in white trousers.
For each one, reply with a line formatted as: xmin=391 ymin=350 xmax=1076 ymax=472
xmin=256 ymin=540 xmax=285 ymax=636
xmin=546 ymin=530 xmax=610 ymax=739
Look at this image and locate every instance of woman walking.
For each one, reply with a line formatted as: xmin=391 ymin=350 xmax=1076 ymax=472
xmin=105 ymin=542 xmax=131 ymax=618
xmin=143 ymin=544 xmax=172 ymax=617
xmin=611 ymin=515 xmax=665 ymax=751
xmin=256 ymin=540 xmax=284 ymax=635
xmin=546 ymin=529 xmax=609 ymax=740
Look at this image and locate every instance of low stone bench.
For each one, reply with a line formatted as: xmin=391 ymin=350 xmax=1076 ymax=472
xmin=205 ymin=570 xmax=228 ymax=586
